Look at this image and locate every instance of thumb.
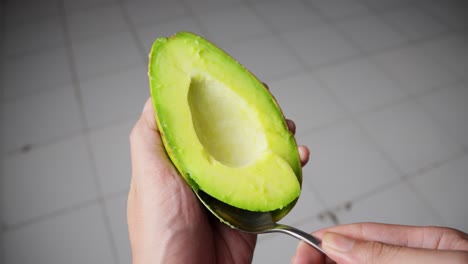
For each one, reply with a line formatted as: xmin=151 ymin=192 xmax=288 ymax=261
xmin=321 ymin=232 xmax=467 ymax=264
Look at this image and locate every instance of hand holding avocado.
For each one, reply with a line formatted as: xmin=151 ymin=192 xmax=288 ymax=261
xmin=128 ymin=98 xmax=309 ymax=263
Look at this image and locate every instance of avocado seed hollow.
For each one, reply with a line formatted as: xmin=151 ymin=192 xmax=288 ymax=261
xmin=188 ymin=75 xmax=267 ymax=167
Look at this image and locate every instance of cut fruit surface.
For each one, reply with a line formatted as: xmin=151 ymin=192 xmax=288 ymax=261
xmin=148 ymin=32 xmax=301 ymax=212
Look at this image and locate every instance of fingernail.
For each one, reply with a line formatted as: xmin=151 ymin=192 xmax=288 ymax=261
xmin=322 ymin=232 xmax=355 ymax=252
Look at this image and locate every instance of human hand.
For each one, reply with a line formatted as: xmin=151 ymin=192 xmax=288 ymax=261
xmin=128 ymin=98 xmax=310 ymax=263
xmin=293 ymin=222 xmax=468 ymax=264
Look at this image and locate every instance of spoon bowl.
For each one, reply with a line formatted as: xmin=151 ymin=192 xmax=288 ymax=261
xmin=196 ymin=190 xmax=325 ymax=254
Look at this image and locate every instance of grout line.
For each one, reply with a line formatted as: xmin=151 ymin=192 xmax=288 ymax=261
xmin=62 ymin=0 xmax=117 ymax=17
xmin=0 ymin=78 xmax=73 ymax=104
xmin=1 ymin=2 xmax=7 ymax=264
xmin=298 ymin=0 xmax=466 ymax=74
xmin=355 ymin=0 xmax=467 ymax=82
xmin=180 ymin=0 xmax=250 ymax=18
xmin=116 ymin=0 xmax=149 ymax=65
xmin=57 ymin=1 xmax=120 ymax=263
xmin=179 ymin=0 xmax=212 ymax=38
xmin=413 ymin=1 xmax=464 ymax=32
xmin=1 ymin=0 xmax=10 ymax=260
xmin=1 ymin=189 xmax=129 ymax=233
xmin=2 ymin=111 xmax=137 ymax=158
xmin=402 ymin=151 xmax=468 ymax=226
xmin=2 ymin=198 xmax=99 ymax=232
xmin=403 ymin=178 xmax=448 ymax=226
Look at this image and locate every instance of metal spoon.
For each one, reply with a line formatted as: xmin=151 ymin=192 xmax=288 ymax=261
xmin=195 ymin=190 xmax=325 ymax=254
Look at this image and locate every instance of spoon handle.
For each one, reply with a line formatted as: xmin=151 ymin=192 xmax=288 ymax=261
xmin=266 ymin=224 xmax=325 ymax=254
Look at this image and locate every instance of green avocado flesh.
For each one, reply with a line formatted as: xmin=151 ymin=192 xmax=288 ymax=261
xmin=148 ymin=32 xmax=301 ymax=212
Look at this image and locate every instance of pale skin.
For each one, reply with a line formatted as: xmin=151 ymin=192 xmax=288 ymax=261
xmin=128 ymin=98 xmax=468 ymax=264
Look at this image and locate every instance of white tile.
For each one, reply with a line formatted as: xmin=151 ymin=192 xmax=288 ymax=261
xmin=2 ymin=88 xmax=83 ymax=153
xmin=419 ymin=83 xmax=468 ymax=148
xmin=422 ymin=1 xmax=468 ymax=30
xmin=4 ymin=0 xmax=59 ymax=26
xmin=381 ymin=6 xmax=447 ymax=41
xmin=335 ymin=14 xmax=407 ymax=53
xmin=409 ymin=154 xmax=468 ymax=232
xmin=2 ymin=136 xmax=98 ymax=225
xmin=223 ymin=35 xmax=302 ymax=81
xmin=315 ymin=58 xmax=406 ymax=114
xmin=68 ymin=3 xmax=129 ymax=42
xmin=80 ymin=66 xmax=148 ymax=129
xmin=3 ymin=204 xmax=115 ymax=264
xmin=196 ymin=6 xmax=270 ymax=47
xmin=64 ymin=0 xmax=116 ymax=13
xmin=137 ymin=17 xmax=204 ymax=54
xmin=1 ymin=47 xmax=73 ymax=100
xmin=420 ymin=34 xmax=468 ymax=78
xmin=337 ymin=181 xmax=442 ymax=226
xmin=184 ymin=0 xmax=244 ymax=13
xmin=372 ymin=46 xmax=458 ymax=95
xmin=269 ymin=73 xmax=346 ymax=135
xmin=0 ymin=232 xmax=4 ymax=263
xmin=3 ymin=16 xmax=64 ymax=56
xmin=360 ymin=101 xmax=463 ymax=176
xmin=282 ymin=25 xmax=359 ymax=68
xmin=360 ymin=0 xmax=415 ymax=11
xmin=105 ymin=194 xmax=131 ymax=264
xmin=89 ymin=120 xmax=135 ymax=195
xmin=125 ymin=0 xmax=188 ymax=28
xmin=253 ymin=0 xmax=323 ymax=32
xmin=253 ymin=232 xmax=301 ymax=264
xmin=72 ymin=31 xmax=144 ymax=82
xmin=299 ymin=122 xmax=401 ymax=207
xmin=308 ymin=0 xmax=370 ymax=20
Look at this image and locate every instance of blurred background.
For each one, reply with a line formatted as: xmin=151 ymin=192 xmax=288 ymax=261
xmin=1 ymin=0 xmax=467 ymax=263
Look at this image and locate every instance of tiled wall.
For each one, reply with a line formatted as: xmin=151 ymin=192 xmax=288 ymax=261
xmin=1 ymin=0 xmax=467 ymax=263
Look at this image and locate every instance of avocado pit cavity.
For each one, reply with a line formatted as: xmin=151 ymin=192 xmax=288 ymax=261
xmin=188 ymin=75 xmax=267 ymax=167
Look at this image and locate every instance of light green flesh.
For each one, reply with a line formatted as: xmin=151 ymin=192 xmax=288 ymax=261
xmin=149 ymin=32 xmax=301 ymax=212
xmin=188 ymin=76 xmax=267 ymax=167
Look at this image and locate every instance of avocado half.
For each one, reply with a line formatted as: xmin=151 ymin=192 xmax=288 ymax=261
xmin=148 ymin=32 xmax=302 ymax=212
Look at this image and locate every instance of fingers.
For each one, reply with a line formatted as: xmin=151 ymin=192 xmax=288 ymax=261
xmin=314 ymin=222 xmax=468 ymax=251
xmin=298 ymin=145 xmax=310 ymax=167
xmin=263 ymin=82 xmax=308 ymax=167
xmin=322 ymin=232 xmax=468 ymax=264
xmin=283 ymin=118 xmax=310 ymax=167
xmin=286 ymin=119 xmax=296 ymax=134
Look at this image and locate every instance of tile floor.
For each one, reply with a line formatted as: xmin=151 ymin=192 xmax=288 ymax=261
xmin=1 ymin=0 xmax=467 ymax=263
